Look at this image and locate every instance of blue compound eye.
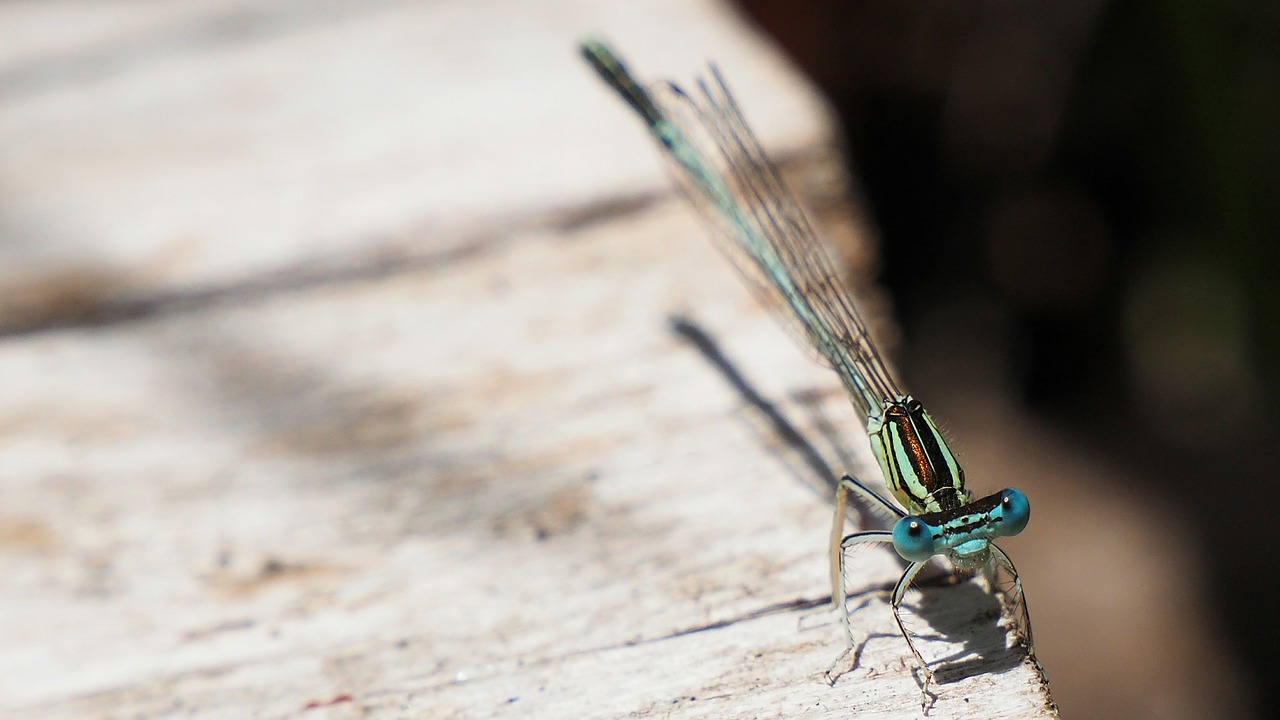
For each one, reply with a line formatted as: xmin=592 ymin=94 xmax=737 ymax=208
xmin=996 ymin=488 xmax=1030 ymax=536
xmin=892 ymin=516 xmax=937 ymax=562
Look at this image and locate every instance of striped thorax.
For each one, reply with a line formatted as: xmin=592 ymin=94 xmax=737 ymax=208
xmin=868 ymin=396 xmax=969 ymax=515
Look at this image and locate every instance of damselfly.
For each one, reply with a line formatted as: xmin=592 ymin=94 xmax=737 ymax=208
xmin=580 ymin=40 xmax=1034 ymax=708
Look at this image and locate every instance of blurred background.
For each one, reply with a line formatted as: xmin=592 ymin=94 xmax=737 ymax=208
xmin=735 ymin=0 xmax=1278 ymax=715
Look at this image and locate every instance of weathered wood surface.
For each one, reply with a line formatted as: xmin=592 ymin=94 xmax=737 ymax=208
xmin=0 ymin=1 xmax=1057 ymax=718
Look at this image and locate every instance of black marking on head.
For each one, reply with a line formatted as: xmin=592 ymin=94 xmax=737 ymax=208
xmin=919 ymin=490 xmax=1004 ymax=528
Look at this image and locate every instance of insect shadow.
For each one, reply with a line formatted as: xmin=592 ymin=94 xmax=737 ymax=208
xmin=670 ymin=314 xmax=1028 ymax=689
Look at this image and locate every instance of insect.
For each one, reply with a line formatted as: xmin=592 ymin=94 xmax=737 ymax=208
xmin=580 ymin=39 xmax=1034 ymax=708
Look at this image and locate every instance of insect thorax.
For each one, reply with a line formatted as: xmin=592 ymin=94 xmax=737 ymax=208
xmin=867 ymin=396 xmax=970 ymax=514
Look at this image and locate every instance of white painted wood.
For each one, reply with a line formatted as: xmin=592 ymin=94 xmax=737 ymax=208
xmin=0 ymin=1 xmax=1056 ymax=718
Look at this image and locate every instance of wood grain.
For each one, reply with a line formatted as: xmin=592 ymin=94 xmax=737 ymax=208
xmin=0 ymin=1 xmax=1055 ymax=717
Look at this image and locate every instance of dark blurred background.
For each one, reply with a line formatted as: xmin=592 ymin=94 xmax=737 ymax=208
xmin=735 ymin=0 xmax=1277 ymax=714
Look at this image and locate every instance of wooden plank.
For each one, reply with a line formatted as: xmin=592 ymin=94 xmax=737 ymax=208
xmin=0 ymin=1 xmax=1056 ymax=717
xmin=0 ymin=0 xmax=827 ymax=322
xmin=0 ymin=195 xmax=1053 ymax=719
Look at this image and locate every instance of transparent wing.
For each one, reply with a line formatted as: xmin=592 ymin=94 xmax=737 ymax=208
xmin=649 ymin=67 xmax=902 ymax=421
xmin=581 ymin=40 xmax=902 ymax=420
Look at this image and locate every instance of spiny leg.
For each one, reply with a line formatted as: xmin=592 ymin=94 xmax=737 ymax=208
xmin=825 ymin=525 xmax=894 ymax=684
xmin=890 ymin=560 xmax=932 ymax=711
xmin=832 ymin=529 xmax=894 ymax=643
xmin=827 ymin=474 xmax=902 ymax=683
xmin=829 ymin=476 xmax=851 ymax=611
xmin=829 ymin=474 xmax=904 ymax=615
